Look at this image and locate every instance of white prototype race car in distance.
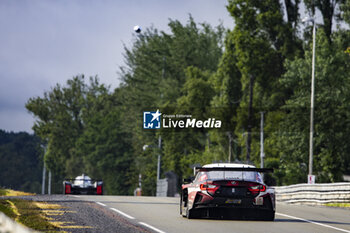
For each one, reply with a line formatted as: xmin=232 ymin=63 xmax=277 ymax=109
xmin=63 ymin=174 xmax=103 ymax=195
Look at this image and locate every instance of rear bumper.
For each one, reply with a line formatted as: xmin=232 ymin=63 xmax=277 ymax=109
xmin=190 ymin=206 xmax=275 ymax=220
xmin=190 ymin=194 xmax=275 ymax=220
xmin=194 ymin=193 xmax=274 ymax=210
xmin=70 ymin=187 xmax=98 ymax=195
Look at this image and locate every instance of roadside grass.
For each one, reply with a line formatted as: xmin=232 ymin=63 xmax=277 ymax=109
xmin=0 ymin=188 xmax=34 ymax=196
xmin=0 ymin=189 xmax=7 ymax=196
xmin=15 ymin=199 xmax=59 ymax=232
xmin=325 ymin=203 xmax=350 ymax=208
xmin=0 ymin=188 xmax=91 ymax=232
xmin=0 ymin=199 xmax=17 ymax=219
xmin=0 ymin=198 xmax=59 ymax=232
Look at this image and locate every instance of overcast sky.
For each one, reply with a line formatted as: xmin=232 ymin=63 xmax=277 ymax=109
xmin=0 ymin=0 xmax=233 ymax=133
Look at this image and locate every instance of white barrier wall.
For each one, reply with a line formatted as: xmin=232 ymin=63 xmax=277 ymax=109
xmin=0 ymin=211 xmax=39 ymax=233
xmin=274 ymin=182 xmax=350 ymax=204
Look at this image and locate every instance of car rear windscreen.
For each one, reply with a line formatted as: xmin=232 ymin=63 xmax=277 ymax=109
xmin=198 ymin=171 xmax=263 ymax=182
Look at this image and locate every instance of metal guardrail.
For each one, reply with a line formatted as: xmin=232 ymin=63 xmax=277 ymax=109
xmin=0 ymin=211 xmax=39 ymax=233
xmin=275 ymin=182 xmax=350 ymax=204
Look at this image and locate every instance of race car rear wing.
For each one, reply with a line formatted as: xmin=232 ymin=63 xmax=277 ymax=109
xmin=194 ymin=167 xmax=273 ymax=175
xmin=64 ymin=178 xmax=103 ymax=182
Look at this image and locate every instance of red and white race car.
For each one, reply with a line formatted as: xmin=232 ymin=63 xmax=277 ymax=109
xmin=63 ymin=174 xmax=103 ymax=195
xmin=180 ymin=163 xmax=275 ymax=220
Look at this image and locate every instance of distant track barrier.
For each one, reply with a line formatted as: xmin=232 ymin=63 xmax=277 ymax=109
xmin=275 ymin=182 xmax=350 ymax=204
xmin=0 ymin=211 xmax=38 ymax=233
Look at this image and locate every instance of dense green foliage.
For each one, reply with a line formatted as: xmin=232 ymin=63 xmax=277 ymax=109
xmin=24 ymin=1 xmax=350 ymax=195
xmin=26 ymin=76 xmax=135 ymax=194
xmin=0 ymin=130 xmax=42 ymax=193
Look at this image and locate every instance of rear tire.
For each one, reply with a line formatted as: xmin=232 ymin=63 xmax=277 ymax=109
xmin=186 ymin=205 xmax=193 ymax=219
xmin=262 ymin=196 xmax=275 ymax=221
xmin=263 ymin=211 xmax=275 ymax=221
xmin=181 ymin=189 xmax=194 ymax=219
xmin=180 ymin=194 xmax=183 ymax=215
xmin=181 ymin=190 xmax=189 ymax=217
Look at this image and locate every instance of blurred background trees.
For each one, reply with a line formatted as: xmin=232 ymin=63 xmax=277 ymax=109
xmin=0 ymin=130 xmax=42 ymax=193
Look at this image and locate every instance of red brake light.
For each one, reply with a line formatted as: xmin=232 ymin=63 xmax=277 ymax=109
xmin=65 ymin=184 xmax=71 ymax=194
xmin=96 ymin=185 xmax=102 ymax=195
xmin=248 ymin=183 xmax=266 ymax=192
xmin=200 ymin=182 xmax=219 ymax=192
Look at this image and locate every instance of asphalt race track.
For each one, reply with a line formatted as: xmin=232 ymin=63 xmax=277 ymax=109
xmin=66 ymin=195 xmax=350 ymax=233
xmin=11 ymin=195 xmax=350 ymax=233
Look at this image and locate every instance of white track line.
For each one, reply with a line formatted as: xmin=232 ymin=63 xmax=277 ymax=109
xmin=277 ymin=213 xmax=350 ymax=233
xmin=110 ymin=208 xmax=135 ymax=219
xmin=71 ymin=195 xmax=80 ymax=198
xmin=139 ymin=222 xmax=166 ymax=233
xmin=96 ymin=201 xmax=106 ymax=207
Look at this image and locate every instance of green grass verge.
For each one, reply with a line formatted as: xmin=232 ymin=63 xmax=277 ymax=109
xmin=0 ymin=199 xmax=17 ymax=219
xmin=325 ymin=203 xmax=350 ymax=208
xmin=0 ymin=188 xmax=34 ymax=196
xmin=0 ymin=188 xmax=7 ymax=196
xmin=0 ymin=198 xmax=58 ymax=232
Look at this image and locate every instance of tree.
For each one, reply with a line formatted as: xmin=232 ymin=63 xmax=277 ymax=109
xmin=162 ymin=66 xmax=215 ymax=181
xmin=26 ymin=76 xmax=88 ymax=180
xmin=209 ymin=29 xmax=242 ymax=164
xmin=226 ymin=0 xmax=302 ymax=164
xmin=341 ymin=0 xmax=350 ymax=25
xmin=119 ymin=17 xmax=225 ymax=194
xmin=26 ymin=75 xmax=137 ymax=194
xmin=278 ymin=28 xmax=350 ymax=183
xmin=304 ymin=0 xmax=345 ymax=42
xmin=0 ymin=130 xmax=42 ymax=193
xmin=74 ymin=89 xmax=136 ymax=194
xmin=284 ymin=0 xmax=301 ymax=29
